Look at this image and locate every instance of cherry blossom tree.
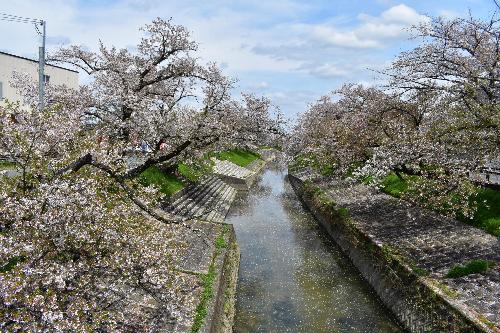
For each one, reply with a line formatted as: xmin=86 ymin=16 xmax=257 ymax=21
xmin=46 ymin=17 xmax=282 ymax=222
xmin=385 ymin=13 xmax=499 ymax=161
xmin=290 ymin=13 xmax=499 ymax=218
xmin=0 ymin=96 xmax=194 ymax=331
xmin=288 ymin=84 xmax=390 ymax=175
xmin=1 ymin=18 xmax=283 ymax=331
xmin=363 ymin=13 xmax=499 ymax=216
xmin=223 ymin=93 xmax=285 ymax=150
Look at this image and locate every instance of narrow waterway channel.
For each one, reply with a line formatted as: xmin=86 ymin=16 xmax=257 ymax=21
xmin=226 ymin=164 xmax=403 ymax=333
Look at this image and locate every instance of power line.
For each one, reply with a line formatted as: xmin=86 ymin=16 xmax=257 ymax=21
xmin=0 ymin=12 xmax=41 ymax=24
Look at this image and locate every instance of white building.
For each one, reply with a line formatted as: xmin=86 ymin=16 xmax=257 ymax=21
xmin=0 ymin=51 xmax=78 ymax=103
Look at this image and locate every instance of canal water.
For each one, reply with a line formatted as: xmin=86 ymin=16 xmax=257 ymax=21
xmin=226 ymin=164 xmax=403 ymax=333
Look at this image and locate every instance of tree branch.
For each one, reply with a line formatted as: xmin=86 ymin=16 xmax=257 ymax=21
xmin=124 ymin=140 xmax=191 ymax=178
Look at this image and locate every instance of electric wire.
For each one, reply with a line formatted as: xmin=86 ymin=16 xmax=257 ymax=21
xmin=0 ymin=12 xmax=42 ymax=24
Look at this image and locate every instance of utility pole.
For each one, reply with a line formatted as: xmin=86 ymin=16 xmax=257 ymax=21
xmin=0 ymin=13 xmax=47 ymax=111
xmin=38 ymin=20 xmax=46 ymax=111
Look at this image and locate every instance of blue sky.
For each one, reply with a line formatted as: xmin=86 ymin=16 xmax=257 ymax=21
xmin=0 ymin=0 xmax=497 ymax=119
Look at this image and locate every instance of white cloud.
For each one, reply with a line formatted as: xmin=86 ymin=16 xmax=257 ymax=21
xmin=255 ymin=81 xmax=269 ymax=89
xmin=379 ymin=4 xmax=427 ymax=24
xmin=298 ymin=63 xmax=349 ymax=79
xmin=0 ymin=0 xmax=302 ymax=74
xmin=245 ymin=3 xmax=429 ymax=87
xmin=310 ymin=26 xmax=381 ymax=48
xmin=307 ymin=4 xmax=429 ymax=49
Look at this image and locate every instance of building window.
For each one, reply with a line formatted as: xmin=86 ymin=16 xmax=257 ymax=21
xmin=0 ymin=81 xmax=3 ymax=99
xmin=44 ymin=75 xmax=50 ymax=83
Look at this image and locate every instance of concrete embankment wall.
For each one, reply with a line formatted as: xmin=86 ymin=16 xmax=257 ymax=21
xmin=202 ymin=225 xmax=240 ymax=333
xmin=288 ymin=173 xmax=496 ymax=333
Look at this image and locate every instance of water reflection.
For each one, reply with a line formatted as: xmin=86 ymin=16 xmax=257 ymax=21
xmin=227 ymin=165 xmax=402 ymax=333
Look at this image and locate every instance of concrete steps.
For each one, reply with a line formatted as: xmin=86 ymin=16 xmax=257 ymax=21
xmin=164 ymin=175 xmax=237 ymax=223
xmin=212 ymin=159 xmax=257 ymax=190
xmin=213 ymin=159 xmax=253 ymax=179
xmin=164 ymin=155 xmax=268 ymax=222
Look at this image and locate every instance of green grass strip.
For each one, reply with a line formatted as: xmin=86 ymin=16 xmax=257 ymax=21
xmin=190 ymin=227 xmax=230 ymax=332
xmin=215 ymin=233 xmax=228 ymax=252
xmin=190 ymin=263 xmax=217 ymax=333
xmin=380 ymin=172 xmax=411 ymax=198
xmin=466 ymin=187 xmax=500 ymax=237
xmin=217 ymin=149 xmax=260 ymax=167
xmin=445 ymin=259 xmax=494 ymax=278
xmin=0 ymin=160 xmax=16 ymax=171
xmin=138 ymin=165 xmax=185 ymax=196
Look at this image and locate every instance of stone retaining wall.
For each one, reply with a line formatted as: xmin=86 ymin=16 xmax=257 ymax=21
xmin=288 ymin=172 xmax=498 ymax=333
xmin=213 ymin=173 xmax=252 ymax=191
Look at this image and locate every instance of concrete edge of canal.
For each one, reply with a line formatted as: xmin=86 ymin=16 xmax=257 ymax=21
xmin=202 ymin=224 xmax=241 ymax=333
xmin=288 ymin=173 xmax=496 ymax=333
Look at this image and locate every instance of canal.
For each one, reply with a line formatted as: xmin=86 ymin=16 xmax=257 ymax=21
xmin=226 ymin=164 xmax=403 ymax=333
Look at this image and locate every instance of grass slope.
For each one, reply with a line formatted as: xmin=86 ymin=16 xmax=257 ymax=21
xmin=137 ymin=147 xmax=259 ymax=197
xmin=380 ymin=173 xmax=409 ymax=198
xmin=380 ymin=173 xmax=500 ymax=237
xmin=138 ymin=166 xmax=185 ymax=196
xmin=217 ymin=149 xmax=260 ymax=167
xmin=178 ymin=162 xmax=213 ymax=182
xmin=0 ymin=161 xmax=16 ymax=170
